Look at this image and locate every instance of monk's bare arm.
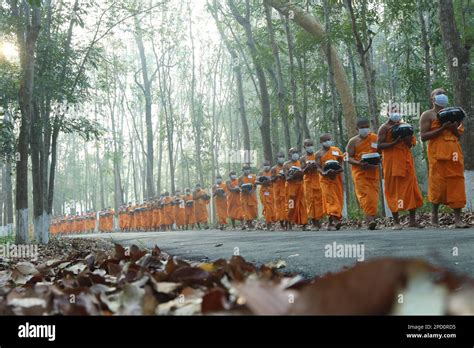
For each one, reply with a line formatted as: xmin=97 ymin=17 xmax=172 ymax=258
xmin=420 ymin=111 xmax=448 ymax=142
xmin=346 ymin=138 xmax=361 ymax=166
xmin=377 ymin=124 xmax=400 ymax=150
xmin=315 ymin=151 xmax=326 ymax=176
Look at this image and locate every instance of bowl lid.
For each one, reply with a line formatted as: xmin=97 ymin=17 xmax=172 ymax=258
xmin=361 ymin=153 xmax=381 ymax=159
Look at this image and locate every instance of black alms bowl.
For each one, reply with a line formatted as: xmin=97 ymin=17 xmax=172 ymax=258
xmin=215 ymin=188 xmax=226 ymax=197
xmin=185 ymin=200 xmax=194 ymax=206
xmin=361 ymin=152 xmax=381 ymax=165
xmin=241 ymin=183 xmax=253 ymax=192
xmin=257 ymin=175 xmax=270 ymax=184
xmin=391 ymin=123 xmax=414 ymax=138
xmin=438 ymin=107 xmax=466 ymax=124
xmin=323 ymin=160 xmax=342 ymax=172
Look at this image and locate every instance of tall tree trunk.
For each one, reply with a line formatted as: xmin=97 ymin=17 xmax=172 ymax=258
xmin=345 ymin=0 xmax=379 ymax=130
xmin=265 ymin=0 xmax=357 ymax=136
xmin=438 ymin=0 xmax=474 ymax=210
xmin=188 ymin=3 xmax=205 ymax=184
xmin=12 ymin=1 xmax=41 ymax=244
xmin=264 ymin=5 xmax=291 ymax=151
xmin=135 ymin=19 xmax=155 ymax=198
xmin=228 ymin=0 xmax=273 ymax=162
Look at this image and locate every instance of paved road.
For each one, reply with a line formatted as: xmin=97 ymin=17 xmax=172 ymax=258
xmin=71 ymin=227 xmax=474 ymax=278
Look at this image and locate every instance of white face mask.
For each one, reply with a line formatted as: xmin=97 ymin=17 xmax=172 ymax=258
xmin=263 ymin=166 xmax=271 ymax=171
xmin=358 ymin=128 xmax=370 ymax=137
xmin=389 ymin=113 xmax=402 ymax=122
xmin=434 ymin=94 xmax=448 ymax=108
xmin=322 ymin=140 xmax=333 ymax=148
xmin=216 ymin=179 xmax=222 ymax=184
xmin=291 ymin=153 xmax=300 ymax=161
xmin=305 ymin=146 xmax=314 ymax=154
xmin=277 ymin=157 xmax=285 ymax=164
xmin=230 ymin=175 xmax=237 ymax=180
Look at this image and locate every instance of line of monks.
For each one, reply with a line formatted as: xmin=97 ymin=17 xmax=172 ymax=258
xmin=51 ymin=87 xmax=469 ymax=233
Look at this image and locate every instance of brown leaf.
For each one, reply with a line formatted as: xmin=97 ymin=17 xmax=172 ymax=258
xmin=289 ymin=258 xmax=435 ymax=315
xmin=201 ymin=288 xmax=229 ymax=314
xmin=169 ymin=267 xmax=210 ymax=284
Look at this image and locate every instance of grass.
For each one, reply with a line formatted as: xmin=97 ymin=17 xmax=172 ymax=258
xmin=0 ymin=234 xmax=15 ymax=245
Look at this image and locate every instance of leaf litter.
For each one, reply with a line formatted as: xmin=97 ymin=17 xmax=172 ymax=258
xmin=0 ymin=237 xmax=473 ymax=315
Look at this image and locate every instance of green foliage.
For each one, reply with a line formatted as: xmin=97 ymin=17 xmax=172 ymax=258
xmin=0 ymin=118 xmax=15 ymax=159
xmin=60 ymin=117 xmax=105 ymax=142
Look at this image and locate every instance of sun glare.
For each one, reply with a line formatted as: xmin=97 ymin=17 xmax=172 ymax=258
xmin=0 ymin=41 xmax=19 ymax=62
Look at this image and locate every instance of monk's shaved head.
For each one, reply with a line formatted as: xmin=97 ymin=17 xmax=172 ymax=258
xmin=430 ymin=87 xmax=446 ymax=99
xmin=357 ymin=118 xmax=370 ymax=128
xmin=303 ymin=138 xmax=313 ymax=146
xmin=289 ymin=147 xmax=298 ymax=154
xmin=320 ymin=133 xmax=332 ymax=142
xmin=229 ymin=170 xmax=236 ymax=176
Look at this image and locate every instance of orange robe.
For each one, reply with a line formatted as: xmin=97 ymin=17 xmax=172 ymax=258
xmin=227 ymin=179 xmax=244 ymax=220
xmin=351 ymin=133 xmax=380 ymax=216
xmin=240 ymin=174 xmax=258 ymax=220
xmin=259 ymin=170 xmax=276 ymax=223
xmin=320 ymin=147 xmax=344 ymax=219
xmin=119 ymin=210 xmax=127 ymax=231
xmin=382 ymin=126 xmax=423 ymax=213
xmin=194 ymin=189 xmax=209 ymax=224
xmin=153 ymin=206 xmax=160 ymax=230
xmin=273 ymin=164 xmax=288 ymax=222
xmin=427 ymin=119 xmax=466 ymax=209
xmin=285 ymin=160 xmax=308 ymax=225
xmin=174 ymin=196 xmax=186 ymax=227
xmin=303 ymin=154 xmax=324 ymax=220
xmin=214 ymin=183 xmax=228 ymax=225
xmin=162 ymin=197 xmax=175 ymax=226
xmin=184 ymin=194 xmax=196 ymax=226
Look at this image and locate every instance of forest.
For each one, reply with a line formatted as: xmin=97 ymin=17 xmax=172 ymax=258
xmin=0 ymin=0 xmax=473 ymax=243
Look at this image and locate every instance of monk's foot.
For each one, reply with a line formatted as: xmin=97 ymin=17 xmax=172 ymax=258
xmin=335 ymin=221 xmax=342 ymax=230
xmin=311 ymin=225 xmax=320 ymax=231
xmin=241 ymin=225 xmax=247 ymax=230
xmin=392 ymin=223 xmax=403 ymax=230
xmin=431 ymin=216 xmax=439 ymax=227
xmin=368 ymin=221 xmax=377 ymax=230
xmin=327 ymin=224 xmax=335 ymax=231
xmin=455 ymin=221 xmax=470 ymax=229
xmin=408 ymin=222 xmax=425 ymax=229
xmin=302 ymin=225 xmax=310 ymax=231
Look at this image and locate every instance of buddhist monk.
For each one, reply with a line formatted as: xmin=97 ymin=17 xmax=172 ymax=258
xmin=161 ymin=192 xmax=174 ymax=230
xmin=226 ymin=171 xmax=244 ymax=229
xmin=184 ymin=188 xmax=196 ymax=230
xmin=212 ymin=175 xmax=228 ymax=230
xmin=316 ymin=134 xmax=344 ymax=230
xmin=347 ymin=119 xmax=380 ymax=230
xmin=239 ymin=165 xmax=258 ymax=229
xmin=420 ymin=88 xmax=468 ymax=228
xmin=257 ymin=160 xmax=276 ymax=230
xmin=301 ymin=139 xmax=324 ymax=230
xmin=174 ymin=190 xmax=187 ymax=230
xmin=271 ymin=151 xmax=288 ymax=228
xmin=378 ymin=104 xmax=424 ymax=230
xmin=283 ymin=148 xmax=308 ymax=230
xmin=193 ymin=183 xmax=210 ymax=229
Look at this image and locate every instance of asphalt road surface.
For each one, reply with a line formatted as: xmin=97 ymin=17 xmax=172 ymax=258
xmin=72 ymin=227 xmax=474 ymax=278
